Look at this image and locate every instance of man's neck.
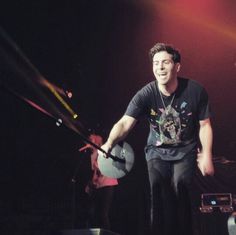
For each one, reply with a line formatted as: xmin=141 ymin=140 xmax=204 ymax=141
xmin=158 ymin=78 xmax=178 ymax=96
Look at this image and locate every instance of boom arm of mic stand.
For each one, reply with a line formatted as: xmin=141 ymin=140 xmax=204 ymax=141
xmin=2 ymin=84 xmax=125 ymax=164
xmin=77 ymin=134 xmax=126 ymax=164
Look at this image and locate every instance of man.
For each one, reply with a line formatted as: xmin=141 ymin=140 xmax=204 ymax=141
xmin=101 ymin=43 xmax=214 ymax=235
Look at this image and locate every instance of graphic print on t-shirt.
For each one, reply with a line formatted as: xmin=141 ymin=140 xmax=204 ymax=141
xmin=159 ymin=105 xmax=181 ymax=144
xmin=149 ymin=101 xmax=193 ymax=146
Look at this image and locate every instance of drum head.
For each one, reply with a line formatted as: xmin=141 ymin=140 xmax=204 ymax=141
xmin=98 ymin=141 xmax=134 ymax=179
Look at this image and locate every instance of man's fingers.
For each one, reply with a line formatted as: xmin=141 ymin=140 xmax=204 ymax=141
xmin=198 ymin=163 xmax=205 ymax=176
xmin=103 ymin=152 xmax=108 ymax=158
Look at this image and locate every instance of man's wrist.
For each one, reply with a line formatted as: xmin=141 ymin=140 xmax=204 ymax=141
xmin=107 ymin=140 xmax=114 ymax=149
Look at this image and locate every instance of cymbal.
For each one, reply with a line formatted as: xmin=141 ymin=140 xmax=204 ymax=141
xmin=97 ymin=141 xmax=134 ymax=179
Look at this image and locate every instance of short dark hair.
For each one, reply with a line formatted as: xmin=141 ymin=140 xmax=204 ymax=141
xmin=149 ymin=43 xmax=181 ymax=63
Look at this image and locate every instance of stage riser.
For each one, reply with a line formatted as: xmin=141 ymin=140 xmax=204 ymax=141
xmin=57 ymin=229 xmax=120 ymax=235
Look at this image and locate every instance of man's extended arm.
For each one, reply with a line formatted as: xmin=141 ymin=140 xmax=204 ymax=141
xmin=197 ymin=118 xmax=214 ymax=176
xmin=101 ymin=115 xmax=137 ymax=154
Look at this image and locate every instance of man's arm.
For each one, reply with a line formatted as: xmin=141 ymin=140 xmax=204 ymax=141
xmin=197 ymin=118 xmax=214 ymax=176
xmin=101 ymin=115 xmax=137 ymax=154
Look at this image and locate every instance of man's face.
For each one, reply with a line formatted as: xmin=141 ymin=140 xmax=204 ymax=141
xmin=152 ymin=51 xmax=180 ymax=86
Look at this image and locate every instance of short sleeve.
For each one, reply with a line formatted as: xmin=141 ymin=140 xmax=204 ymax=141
xmin=124 ymin=85 xmax=151 ymax=119
xmin=198 ymin=87 xmax=211 ymax=120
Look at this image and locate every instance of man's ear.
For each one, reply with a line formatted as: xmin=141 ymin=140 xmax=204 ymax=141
xmin=176 ymin=63 xmax=181 ymax=72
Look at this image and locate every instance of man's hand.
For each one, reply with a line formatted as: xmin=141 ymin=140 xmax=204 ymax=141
xmin=99 ymin=142 xmax=113 ymax=158
xmin=197 ymin=151 xmax=215 ymax=176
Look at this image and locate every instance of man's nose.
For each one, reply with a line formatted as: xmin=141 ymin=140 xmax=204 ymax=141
xmin=158 ymin=62 xmax=164 ymax=69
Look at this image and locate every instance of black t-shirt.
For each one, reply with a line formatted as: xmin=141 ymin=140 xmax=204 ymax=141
xmin=125 ymin=77 xmax=211 ymax=161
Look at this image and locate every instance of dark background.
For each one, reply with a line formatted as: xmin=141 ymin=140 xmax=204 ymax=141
xmin=0 ymin=1 xmax=236 ymax=235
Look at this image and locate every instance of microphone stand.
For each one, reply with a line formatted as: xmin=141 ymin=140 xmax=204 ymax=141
xmin=70 ymin=156 xmax=80 ymax=229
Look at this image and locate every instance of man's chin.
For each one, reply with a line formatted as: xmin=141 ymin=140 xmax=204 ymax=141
xmin=157 ymin=79 xmax=168 ymax=85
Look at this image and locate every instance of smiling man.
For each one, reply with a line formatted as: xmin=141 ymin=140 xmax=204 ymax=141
xmin=101 ymin=43 xmax=214 ymax=235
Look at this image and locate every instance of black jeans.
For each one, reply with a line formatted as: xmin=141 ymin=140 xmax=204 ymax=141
xmin=147 ymin=154 xmax=197 ymax=235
